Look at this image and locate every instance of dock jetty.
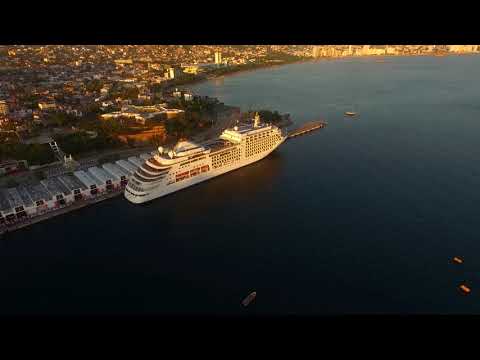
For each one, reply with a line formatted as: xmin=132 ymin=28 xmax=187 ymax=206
xmin=0 ymin=187 xmax=124 ymax=236
xmin=287 ymin=120 xmax=327 ymax=139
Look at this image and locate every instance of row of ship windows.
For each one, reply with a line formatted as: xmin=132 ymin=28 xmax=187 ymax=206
xmin=212 ymin=156 xmax=241 ymax=168
xmin=246 ymin=138 xmax=277 ymax=150
xmin=127 ymin=183 xmax=144 ymax=193
xmin=247 ymin=131 xmax=274 ymax=141
xmin=248 ymin=134 xmax=279 ymax=143
xmin=126 ymin=187 xmax=147 ymax=197
xmin=247 ymin=140 xmax=276 ymax=149
xmin=246 ymin=141 xmax=276 ymax=156
xmin=211 ymin=154 xmax=240 ymax=164
xmin=212 ymin=149 xmax=240 ymax=159
xmin=175 ymin=165 xmax=210 ymax=182
xmin=180 ymin=156 xmax=206 ymax=168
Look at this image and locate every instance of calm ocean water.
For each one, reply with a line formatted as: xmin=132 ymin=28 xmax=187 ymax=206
xmin=2 ymin=56 xmax=480 ymax=315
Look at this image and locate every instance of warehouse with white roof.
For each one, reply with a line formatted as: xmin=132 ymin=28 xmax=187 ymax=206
xmin=4 ymin=188 xmax=28 ymax=219
xmin=127 ymin=156 xmax=144 ymax=168
xmin=102 ymin=163 xmax=128 ymax=187
xmin=88 ymin=166 xmax=119 ymax=192
xmin=115 ymin=159 xmax=137 ymax=176
xmin=0 ymin=189 xmax=15 ymax=223
xmin=24 ymin=183 xmax=53 ymax=213
xmin=15 ymin=185 xmax=35 ymax=216
xmin=58 ymin=173 xmax=89 ymax=201
xmin=41 ymin=177 xmax=73 ymax=208
xmin=74 ymin=170 xmax=104 ymax=195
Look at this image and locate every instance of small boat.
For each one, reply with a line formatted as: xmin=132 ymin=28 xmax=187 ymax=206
xmin=459 ymin=284 xmax=471 ymax=294
xmin=345 ymin=112 xmax=356 ymax=117
xmin=241 ymin=291 xmax=257 ymax=307
xmin=453 ymin=257 xmax=463 ymax=264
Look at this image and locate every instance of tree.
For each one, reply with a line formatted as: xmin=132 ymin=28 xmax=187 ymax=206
xmin=0 ymin=143 xmax=55 ymax=166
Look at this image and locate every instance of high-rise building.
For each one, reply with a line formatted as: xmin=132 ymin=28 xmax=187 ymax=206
xmin=0 ymin=100 xmax=8 ymax=116
xmin=214 ymin=51 xmax=222 ymax=64
xmin=166 ymin=67 xmax=182 ymax=79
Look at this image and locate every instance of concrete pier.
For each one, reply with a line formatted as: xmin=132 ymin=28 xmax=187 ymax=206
xmin=0 ymin=189 xmax=124 ymax=235
xmin=287 ymin=121 xmax=327 ymax=139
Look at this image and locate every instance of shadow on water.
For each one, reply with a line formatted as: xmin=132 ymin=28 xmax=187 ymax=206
xmin=137 ymin=151 xmax=285 ymax=221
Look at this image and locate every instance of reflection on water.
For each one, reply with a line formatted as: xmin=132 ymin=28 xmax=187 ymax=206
xmin=157 ymin=151 xmax=285 ymax=220
xmin=213 ymin=77 xmax=224 ymax=86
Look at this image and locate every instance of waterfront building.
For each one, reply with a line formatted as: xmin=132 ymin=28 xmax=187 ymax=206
xmin=183 ymin=65 xmax=202 ymax=75
xmin=0 ymin=100 xmax=8 ymax=116
xmin=57 ymin=174 xmax=88 ymax=201
xmin=127 ymin=156 xmax=144 ymax=168
xmin=447 ymin=45 xmax=478 ymax=53
xmin=40 ymin=177 xmax=73 ymax=208
xmin=215 ymin=51 xmax=222 ymax=64
xmin=88 ymin=166 xmax=120 ymax=192
xmin=15 ymin=185 xmax=35 ymax=216
xmin=115 ymin=159 xmax=138 ymax=176
xmin=24 ymin=183 xmax=54 ymax=214
xmin=101 ymin=104 xmax=183 ymax=125
xmin=102 ymin=163 xmax=129 ymax=187
xmin=5 ymin=188 xmax=28 ymax=219
xmin=74 ymin=170 xmax=103 ymax=196
xmin=165 ymin=67 xmax=183 ymax=80
xmin=0 ymin=189 xmax=15 ymax=223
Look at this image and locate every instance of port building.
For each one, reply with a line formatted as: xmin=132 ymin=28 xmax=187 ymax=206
xmin=41 ymin=178 xmax=73 ymax=208
xmin=102 ymin=163 xmax=129 ymax=187
xmin=74 ymin=170 xmax=103 ymax=196
xmin=0 ymin=189 xmax=16 ymax=223
xmin=4 ymin=188 xmax=29 ymax=220
xmin=15 ymin=185 xmax=35 ymax=216
xmin=58 ymin=174 xmax=88 ymax=201
xmin=127 ymin=156 xmax=144 ymax=168
xmin=24 ymin=183 xmax=53 ymax=214
xmin=115 ymin=159 xmax=137 ymax=176
xmin=88 ymin=166 xmax=120 ymax=192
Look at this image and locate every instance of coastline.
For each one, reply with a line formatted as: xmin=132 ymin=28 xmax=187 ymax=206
xmin=165 ymin=58 xmax=310 ymax=91
xmin=165 ymin=53 xmax=480 ymax=91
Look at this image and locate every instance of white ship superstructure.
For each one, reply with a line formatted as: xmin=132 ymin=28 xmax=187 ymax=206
xmin=124 ymin=113 xmax=287 ymax=204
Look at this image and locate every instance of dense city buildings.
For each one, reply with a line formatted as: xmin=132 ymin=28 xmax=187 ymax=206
xmin=1 ymin=45 xmax=479 ymax=172
xmin=0 ymin=100 xmax=8 ymax=116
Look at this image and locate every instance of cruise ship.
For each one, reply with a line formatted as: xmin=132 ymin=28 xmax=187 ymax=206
xmin=124 ymin=113 xmax=287 ymax=204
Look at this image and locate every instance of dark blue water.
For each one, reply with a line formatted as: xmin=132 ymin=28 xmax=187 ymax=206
xmin=2 ymin=56 xmax=480 ymax=315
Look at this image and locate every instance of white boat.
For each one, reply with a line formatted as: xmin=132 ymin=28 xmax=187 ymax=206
xmin=344 ymin=111 xmax=356 ymax=116
xmin=124 ymin=113 xmax=287 ymax=204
